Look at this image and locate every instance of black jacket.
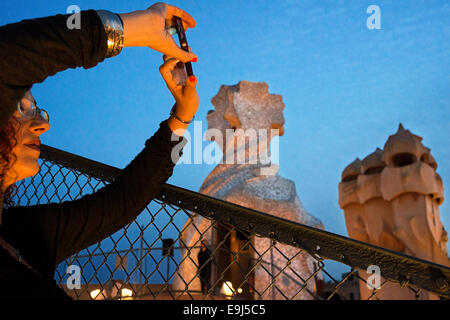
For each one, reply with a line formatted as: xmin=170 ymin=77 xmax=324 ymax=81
xmin=0 ymin=10 xmax=187 ymax=299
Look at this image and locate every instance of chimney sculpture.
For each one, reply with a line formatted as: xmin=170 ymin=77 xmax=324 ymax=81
xmin=339 ymin=124 xmax=449 ymax=299
xmin=173 ymin=81 xmax=324 ymax=299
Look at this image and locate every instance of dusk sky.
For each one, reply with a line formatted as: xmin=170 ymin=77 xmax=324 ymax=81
xmin=1 ymin=0 xmax=449 ymax=278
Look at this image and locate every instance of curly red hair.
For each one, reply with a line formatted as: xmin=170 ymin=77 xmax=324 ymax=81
xmin=0 ymin=116 xmax=19 ymax=208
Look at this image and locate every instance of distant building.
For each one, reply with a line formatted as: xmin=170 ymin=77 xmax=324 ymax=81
xmin=320 ymin=271 xmax=361 ymax=300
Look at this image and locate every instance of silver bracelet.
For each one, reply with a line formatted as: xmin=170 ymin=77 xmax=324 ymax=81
xmin=96 ymin=10 xmax=124 ymax=58
xmin=170 ymin=105 xmax=194 ymax=124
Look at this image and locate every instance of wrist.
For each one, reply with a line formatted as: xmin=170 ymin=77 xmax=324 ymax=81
xmin=167 ymin=115 xmax=189 ymax=137
xmin=118 ymin=11 xmax=149 ymax=47
xmin=170 ymin=104 xmax=196 ymax=124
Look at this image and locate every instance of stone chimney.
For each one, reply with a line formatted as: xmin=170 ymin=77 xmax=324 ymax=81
xmin=338 ymin=124 xmax=449 ymax=299
xmin=173 ymin=81 xmax=323 ymax=299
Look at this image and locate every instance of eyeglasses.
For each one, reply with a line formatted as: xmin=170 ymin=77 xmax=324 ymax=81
xmin=17 ymin=98 xmax=50 ymax=123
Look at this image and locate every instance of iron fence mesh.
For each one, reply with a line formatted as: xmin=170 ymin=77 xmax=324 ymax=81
xmin=11 ymin=144 xmax=450 ymax=300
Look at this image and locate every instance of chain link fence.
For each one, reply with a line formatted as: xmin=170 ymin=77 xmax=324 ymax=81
xmin=12 ymin=144 xmax=450 ymax=300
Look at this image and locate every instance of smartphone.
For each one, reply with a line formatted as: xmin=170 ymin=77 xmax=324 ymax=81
xmin=172 ymin=16 xmax=194 ymax=77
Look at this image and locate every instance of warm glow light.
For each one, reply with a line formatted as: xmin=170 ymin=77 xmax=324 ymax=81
xmin=90 ymin=289 xmax=101 ymax=299
xmin=221 ymin=281 xmax=235 ymax=296
xmin=237 ymin=288 xmax=243 ymax=294
xmin=121 ymin=288 xmax=133 ymax=299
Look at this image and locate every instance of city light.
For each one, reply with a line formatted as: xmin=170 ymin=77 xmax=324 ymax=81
xmin=90 ymin=289 xmax=101 ymax=299
xmin=221 ymin=281 xmax=234 ymax=296
xmin=121 ymin=288 xmax=133 ymax=300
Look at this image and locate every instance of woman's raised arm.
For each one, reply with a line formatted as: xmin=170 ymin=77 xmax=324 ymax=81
xmin=0 ymin=10 xmax=109 ymax=129
xmin=0 ymin=3 xmax=198 ymax=130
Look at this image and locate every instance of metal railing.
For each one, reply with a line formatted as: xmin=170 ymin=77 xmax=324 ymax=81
xmin=12 ymin=144 xmax=450 ymax=300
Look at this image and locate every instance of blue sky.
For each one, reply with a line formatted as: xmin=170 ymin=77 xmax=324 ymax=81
xmin=1 ymin=0 xmax=449 ymax=278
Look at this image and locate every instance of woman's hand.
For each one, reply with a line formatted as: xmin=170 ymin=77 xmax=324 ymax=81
xmin=119 ymin=2 xmax=197 ymax=63
xmin=159 ymin=55 xmax=199 ymax=135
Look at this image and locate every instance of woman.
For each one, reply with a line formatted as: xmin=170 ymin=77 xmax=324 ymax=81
xmin=0 ymin=3 xmax=199 ymax=299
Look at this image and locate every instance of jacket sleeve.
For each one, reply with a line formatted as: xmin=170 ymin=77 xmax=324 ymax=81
xmin=0 ymin=10 xmax=108 ymax=129
xmin=3 ymin=120 xmax=187 ymax=266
